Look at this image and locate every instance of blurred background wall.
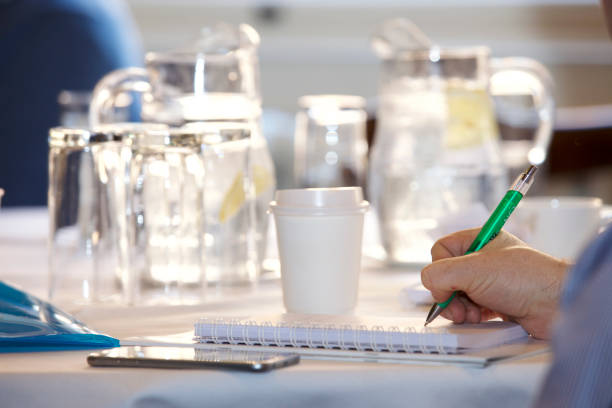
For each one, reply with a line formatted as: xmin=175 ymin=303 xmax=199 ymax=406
xmin=127 ymin=0 xmax=612 ymax=110
xmin=125 ymin=0 xmax=612 ymax=198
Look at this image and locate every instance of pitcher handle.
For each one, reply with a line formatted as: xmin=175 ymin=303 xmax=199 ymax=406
xmin=89 ymin=67 xmax=150 ymax=127
xmin=489 ymin=57 xmax=555 ymax=165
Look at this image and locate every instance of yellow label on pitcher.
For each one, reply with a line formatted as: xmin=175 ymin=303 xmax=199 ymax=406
xmin=445 ymin=87 xmax=500 ymax=149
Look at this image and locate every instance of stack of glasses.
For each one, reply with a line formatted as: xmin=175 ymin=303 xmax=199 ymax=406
xmin=48 ymin=122 xmax=258 ymax=308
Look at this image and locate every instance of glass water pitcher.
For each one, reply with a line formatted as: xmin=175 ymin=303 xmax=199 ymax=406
xmin=88 ymin=23 xmax=276 ymax=277
xmin=369 ymin=19 xmax=554 ymax=265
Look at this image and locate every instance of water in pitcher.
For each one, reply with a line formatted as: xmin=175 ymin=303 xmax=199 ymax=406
xmin=143 ymin=93 xmax=276 ymax=284
xmin=201 ymin=136 xmax=274 ymax=285
xmin=369 ymin=86 xmax=507 ymax=265
xmin=371 ymin=169 xmax=506 ymax=265
xmin=368 ymin=21 xmax=555 ymax=265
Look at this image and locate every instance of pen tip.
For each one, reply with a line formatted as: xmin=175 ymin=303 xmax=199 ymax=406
xmin=423 ymin=322 xmax=429 ymax=327
xmin=524 ymin=165 xmax=538 ymax=180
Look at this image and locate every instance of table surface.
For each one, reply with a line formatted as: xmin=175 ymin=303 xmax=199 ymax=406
xmin=0 ymin=208 xmax=551 ymax=408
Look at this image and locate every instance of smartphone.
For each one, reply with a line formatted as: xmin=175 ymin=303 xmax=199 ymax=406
xmin=87 ymin=346 xmax=300 ymax=372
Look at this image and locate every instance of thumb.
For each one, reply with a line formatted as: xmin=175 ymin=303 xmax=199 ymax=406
xmin=430 ymin=228 xmax=482 ymax=261
xmin=431 ymin=229 xmax=521 ymax=261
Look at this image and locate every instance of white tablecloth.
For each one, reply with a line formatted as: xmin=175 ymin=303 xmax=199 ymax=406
xmin=0 ymin=208 xmax=551 ymax=408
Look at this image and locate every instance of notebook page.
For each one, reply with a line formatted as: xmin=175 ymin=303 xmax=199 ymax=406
xmin=194 ymin=314 xmax=528 ymax=353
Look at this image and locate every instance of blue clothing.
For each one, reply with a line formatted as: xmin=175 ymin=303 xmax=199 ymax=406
xmin=0 ymin=0 xmax=142 ymax=206
xmin=535 ymin=225 xmax=612 ymax=407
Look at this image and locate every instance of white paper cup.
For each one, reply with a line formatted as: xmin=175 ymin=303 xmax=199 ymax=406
xmin=516 ymin=196 xmax=609 ymax=260
xmin=270 ymin=187 xmax=369 ymax=314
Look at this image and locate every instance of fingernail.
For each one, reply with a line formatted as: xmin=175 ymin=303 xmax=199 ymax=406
xmin=420 ymin=267 xmax=431 ymax=288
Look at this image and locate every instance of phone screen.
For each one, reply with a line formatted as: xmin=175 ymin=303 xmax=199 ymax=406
xmin=87 ymin=346 xmax=300 ymax=372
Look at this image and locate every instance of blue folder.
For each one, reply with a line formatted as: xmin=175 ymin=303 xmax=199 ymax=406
xmin=0 ymin=281 xmax=119 ymax=352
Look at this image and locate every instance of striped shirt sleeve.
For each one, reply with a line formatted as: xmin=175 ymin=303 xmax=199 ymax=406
xmin=534 ymin=225 xmax=612 ymax=408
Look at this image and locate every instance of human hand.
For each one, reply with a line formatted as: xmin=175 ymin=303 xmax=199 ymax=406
xmin=421 ymin=229 xmax=571 ymax=339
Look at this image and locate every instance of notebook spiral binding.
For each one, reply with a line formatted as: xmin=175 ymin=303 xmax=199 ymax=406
xmin=195 ymin=317 xmax=452 ymax=355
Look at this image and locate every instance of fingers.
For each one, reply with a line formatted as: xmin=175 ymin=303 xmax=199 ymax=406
xmin=424 ymin=232 xmax=526 ymax=300
xmin=437 ymin=295 xmax=482 ymax=324
xmin=423 ymin=244 xmax=568 ymax=338
xmin=460 ymin=296 xmax=482 ymax=323
xmin=421 ymin=250 xmax=501 ymax=306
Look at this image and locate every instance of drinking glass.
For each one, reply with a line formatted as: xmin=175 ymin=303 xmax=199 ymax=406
xmin=129 ymin=126 xmax=206 ymax=305
xmin=91 ymin=122 xmax=168 ymax=305
xmin=185 ymin=122 xmax=255 ymax=285
xmin=294 ymin=95 xmax=368 ymax=188
xmin=48 ymin=127 xmax=127 ymax=307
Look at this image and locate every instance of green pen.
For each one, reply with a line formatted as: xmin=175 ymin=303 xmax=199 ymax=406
xmin=424 ymin=165 xmax=538 ymax=327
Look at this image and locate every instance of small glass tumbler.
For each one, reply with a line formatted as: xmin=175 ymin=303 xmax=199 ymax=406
xmin=294 ymin=95 xmax=368 ymax=188
xmin=92 ymin=122 xmax=168 ymax=305
xmin=48 ymin=127 xmax=128 ymax=307
xmin=129 ymin=127 xmax=206 ymax=304
xmin=184 ymin=122 xmax=255 ymax=286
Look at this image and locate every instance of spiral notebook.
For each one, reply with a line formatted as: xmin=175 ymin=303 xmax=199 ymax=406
xmin=192 ymin=314 xmax=535 ymax=364
xmin=121 ymin=314 xmax=545 ymax=367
